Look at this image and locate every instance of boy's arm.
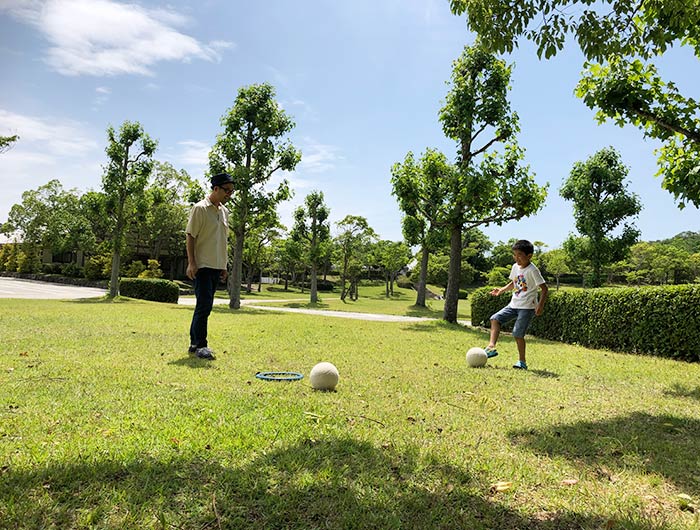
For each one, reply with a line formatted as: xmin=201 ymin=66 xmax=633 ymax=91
xmin=490 ymin=280 xmax=513 ymax=296
xmin=535 ymin=282 xmax=548 ymax=315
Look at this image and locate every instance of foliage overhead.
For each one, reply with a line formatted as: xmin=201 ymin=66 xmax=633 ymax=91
xmin=449 ymin=0 xmax=700 ymax=208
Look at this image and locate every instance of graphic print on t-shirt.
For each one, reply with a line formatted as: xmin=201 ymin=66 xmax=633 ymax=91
xmin=514 ymin=273 xmax=528 ymax=297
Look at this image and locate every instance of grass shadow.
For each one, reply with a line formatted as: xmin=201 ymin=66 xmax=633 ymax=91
xmin=509 ymin=411 xmax=700 ymax=493
xmin=0 ymin=436 xmax=640 ymax=529
xmin=167 ymin=356 xmax=218 ymax=369
xmin=529 ymin=369 xmax=560 ymax=379
xmin=664 ymin=383 xmax=700 ymax=401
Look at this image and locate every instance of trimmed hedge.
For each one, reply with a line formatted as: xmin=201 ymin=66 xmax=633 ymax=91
xmin=120 ymin=278 xmax=179 ymax=303
xmin=471 ymin=285 xmax=700 ymax=362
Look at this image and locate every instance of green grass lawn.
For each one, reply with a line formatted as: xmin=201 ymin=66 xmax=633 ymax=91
xmin=2 ymin=298 xmax=699 ymax=529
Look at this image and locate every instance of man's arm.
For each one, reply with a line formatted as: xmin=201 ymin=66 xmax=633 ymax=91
xmin=186 ymin=234 xmax=197 ymax=280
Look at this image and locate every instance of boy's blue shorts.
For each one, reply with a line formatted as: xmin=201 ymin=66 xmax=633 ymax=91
xmin=490 ymin=306 xmax=535 ymax=339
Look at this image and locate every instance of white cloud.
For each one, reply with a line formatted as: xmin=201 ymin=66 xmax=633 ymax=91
xmin=0 ymin=108 xmax=98 ymax=156
xmin=0 ymin=108 xmax=103 ymax=222
xmin=0 ymin=0 xmax=235 ymax=76
xmin=298 ymin=138 xmax=344 ymax=173
xmin=173 ymin=139 xmax=210 ymax=168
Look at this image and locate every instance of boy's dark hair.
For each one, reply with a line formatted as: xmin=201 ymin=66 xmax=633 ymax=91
xmin=512 ymin=239 xmax=534 ymax=255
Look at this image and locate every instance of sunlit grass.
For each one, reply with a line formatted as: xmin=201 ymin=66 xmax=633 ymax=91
xmin=2 ymin=298 xmax=698 ymax=529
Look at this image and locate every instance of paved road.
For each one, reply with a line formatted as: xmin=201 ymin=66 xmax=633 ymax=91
xmin=0 ymin=277 xmax=106 ymax=299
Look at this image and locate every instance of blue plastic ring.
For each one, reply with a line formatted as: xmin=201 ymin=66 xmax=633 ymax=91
xmin=255 ymin=371 xmax=304 ymax=382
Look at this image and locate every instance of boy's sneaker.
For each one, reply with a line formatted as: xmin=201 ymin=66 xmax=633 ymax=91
xmin=512 ymin=360 xmax=528 ymax=370
xmin=195 ymin=347 xmax=216 ymax=360
xmin=484 ymin=346 xmax=499 ymax=359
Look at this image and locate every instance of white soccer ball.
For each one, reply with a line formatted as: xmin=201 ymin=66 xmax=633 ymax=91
xmin=466 ymin=347 xmax=488 ymax=368
xmin=309 ymin=362 xmax=339 ymax=390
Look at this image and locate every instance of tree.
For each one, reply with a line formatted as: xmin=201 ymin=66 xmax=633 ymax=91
xmin=539 ymin=249 xmax=571 ymax=290
xmin=2 ymin=180 xmax=94 ymax=268
xmin=139 ymin=162 xmax=195 ymax=278
xmin=560 ymin=147 xmax=641 ymax=287
xmin=0 ymin=134 xmax=19 ymax=154
xmin=209 ymin=83 xmax=300 ymax=309
xmin=449 ymin=0 xmax=700 ymax=207
xmin=291 ymin=191 xmax=331 ymax=304
xmin=102 ymin=121 xmax=157 ymax=297
xmin=334 ymin=215 xmax=377 ymax=302
xmin=438 ymin=44 xmax=547 ymax=323
xmin=391 ymin=149 xmax=450 ymax=306
xmin=372 ymin=240 xmax=411 ymax=297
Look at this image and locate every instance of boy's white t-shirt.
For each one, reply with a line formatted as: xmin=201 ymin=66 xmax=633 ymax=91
xmin=508 ymin=262 xmax=545 ymax=309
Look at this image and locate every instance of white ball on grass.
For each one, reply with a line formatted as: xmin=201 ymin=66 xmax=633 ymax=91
xmin=309 ymin=362 xmax=339 ymax=390
xmin=466 ymin=347 xmax=488 ymax=368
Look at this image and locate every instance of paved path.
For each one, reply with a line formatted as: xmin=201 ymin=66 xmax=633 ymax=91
xmin=0 ymin=277 xmax=106 ymax=299
xmin=0 ymin=278 xmax=471 ymax=325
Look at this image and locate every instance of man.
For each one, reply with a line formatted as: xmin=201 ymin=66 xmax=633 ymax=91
xmin=186 ymin=172 xmax=234 ymax=359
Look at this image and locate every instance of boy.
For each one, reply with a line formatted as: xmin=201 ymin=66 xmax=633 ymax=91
xmin=484 ymin=239 xmax=548 ymax=370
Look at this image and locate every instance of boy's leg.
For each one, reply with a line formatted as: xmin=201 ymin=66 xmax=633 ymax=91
xmin=511 ymin=309 xmax=535 ymax=369
xmin=514 ymin=337 xmax=526 ymax=363
xmin=488 ymin=319 xmax=501 ymax=348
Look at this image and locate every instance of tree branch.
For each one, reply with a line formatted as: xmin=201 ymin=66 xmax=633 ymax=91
xmin=470 ymin=132 xmax=507 ymax=158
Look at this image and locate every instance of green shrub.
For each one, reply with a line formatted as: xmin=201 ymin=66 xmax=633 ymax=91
xmin=396 ymin=275 xmax=413 ymax=289
xmin=84 ymin=254 xmax=111 ymax=280
xmin=138 ymin=259 xmax=164 ymax=279
xmin=487 ymin=266 xmax=510 ymax=286
xmin=124 ymin=260 xmax=146 ymax=278
xmin=470 ymin=287 xmax=512 ymax=329
xmin=120 ymin=278 xmax=179 ymax=303
xmin=61 ymin=262 xmax=84 ymax=278
xmin=17 ymin=249 xmax=41 ymax=273
xmin=471 ymin=285 xmax=700 ymax=362
xmin=458 ymin=289 xmax=469 ymax=300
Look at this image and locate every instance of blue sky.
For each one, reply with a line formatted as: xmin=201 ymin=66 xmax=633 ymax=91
xmin=1 ymin=0 xmax=698 ymax=249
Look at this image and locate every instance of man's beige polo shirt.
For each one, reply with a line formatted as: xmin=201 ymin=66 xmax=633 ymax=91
xmin=186 ymin=197 xmax=229 ymax=270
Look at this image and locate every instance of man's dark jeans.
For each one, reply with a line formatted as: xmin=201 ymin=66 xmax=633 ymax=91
xmin=190 ymin=268 xmax=221 ymax=348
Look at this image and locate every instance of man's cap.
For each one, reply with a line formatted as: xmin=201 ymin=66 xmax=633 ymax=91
xmin=211 ymin=172 xmax=234 ymax=188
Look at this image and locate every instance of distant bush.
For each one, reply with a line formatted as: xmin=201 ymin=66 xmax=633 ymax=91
xmin=124 ymin=260 xmax=146 ymax=278
xmin=396 ymin=275 xmax=413 ymax=289
xmin=138 ymin=259 xmax=163 ymax=279
xmin=84 ymin=254 xmax=111 ymax=280
xmin=61 ymin=262 xmax=84 ymax=278
xmin=42 ymin=263 xmax=63 ymax=274
xmin=120 ymin=278 xmax=179 ymax=303
xmin=471 ymin=285 xmax=700 ymax=362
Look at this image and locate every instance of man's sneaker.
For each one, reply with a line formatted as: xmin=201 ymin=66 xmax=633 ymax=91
xmin=188 ymin=345 xmax=197 ymax=354
xmin=484 ymin=346 xmax=499 ymax=359
xmin=195 ymin=347 xmax=216 ymax=360
xmin=512 ymin=360 xmax=528 ymax=370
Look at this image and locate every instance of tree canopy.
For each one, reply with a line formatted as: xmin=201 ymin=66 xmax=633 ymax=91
xmin=449 ymin=0 xmax=700 ymax=208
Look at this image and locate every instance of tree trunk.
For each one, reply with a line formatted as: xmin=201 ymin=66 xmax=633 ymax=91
xmin=310 ymin=263 xmax=318 ymax=304
xmin=385 ymin=272 xmax=390 ymax=297
xmin=443 ymin=224 xmax=462 ymax=323
xmin=415 ymin=245 xmax=430 ymax=307
xmin=109 ymin=248 xmax=121 ymax=298
xmin=229 ymin=227 xmax=244 ymax=309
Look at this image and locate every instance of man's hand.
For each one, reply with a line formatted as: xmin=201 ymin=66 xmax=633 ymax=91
xmin=220 ymin=269 xmax=228 ymax=282
xmin=186 ymin=263 xmax=198 ymax=280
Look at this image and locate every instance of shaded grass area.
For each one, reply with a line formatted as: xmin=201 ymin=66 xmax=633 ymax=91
xmin=1 ymin=298 xmax=699 ymax=529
